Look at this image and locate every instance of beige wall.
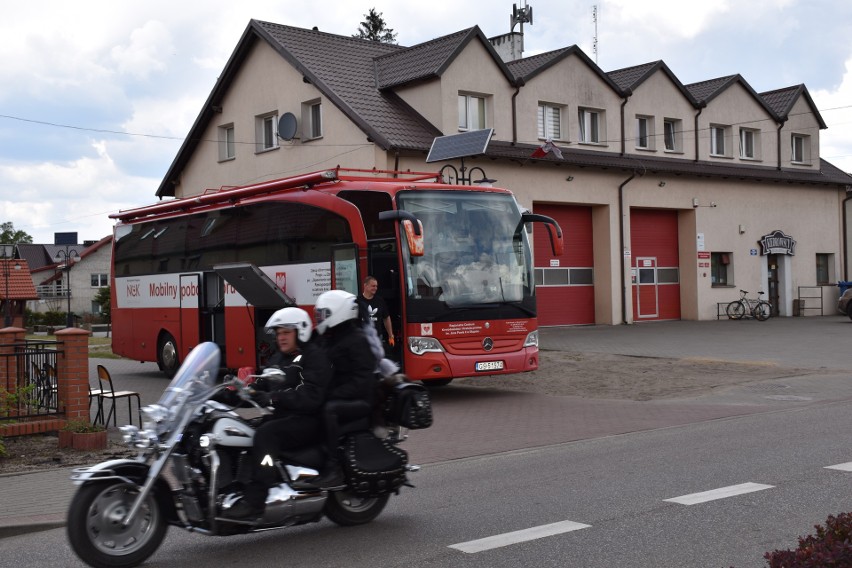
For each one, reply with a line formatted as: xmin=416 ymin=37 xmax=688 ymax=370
xmin=697 ymin=83 xmax=778 ymax=165
xmin=623 ymin=72 xmax=698 ymax=159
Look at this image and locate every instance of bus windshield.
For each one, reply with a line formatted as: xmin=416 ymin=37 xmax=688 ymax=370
xmin=397 ymin=190 xmax=534 ymax=315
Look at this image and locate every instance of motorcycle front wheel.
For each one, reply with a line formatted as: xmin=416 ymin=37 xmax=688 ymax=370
xmin=67 ymin=481 xmax=167 ymax=568
xmin=323 ymin=490 xmax=390 ymax=526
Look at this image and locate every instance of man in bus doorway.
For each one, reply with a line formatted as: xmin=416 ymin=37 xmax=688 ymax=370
xmin=358 ymin=275 xmax=396 ymax=358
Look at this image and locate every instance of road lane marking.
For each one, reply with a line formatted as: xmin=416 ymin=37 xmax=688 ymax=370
xmin=449 ymin=520 xmax=592 ymax=553
xmin=664 ymin=482 xmax=774 ymax=505
xmin=825 ymin=462 xmax=852 ymax=472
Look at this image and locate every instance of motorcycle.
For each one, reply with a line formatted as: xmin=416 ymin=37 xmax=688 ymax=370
xmin=66 ymin=342 xmax=431 ymax=568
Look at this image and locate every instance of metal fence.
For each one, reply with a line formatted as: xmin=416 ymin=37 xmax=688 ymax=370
xmin=1 ymin=339 xmax=61 ymax=419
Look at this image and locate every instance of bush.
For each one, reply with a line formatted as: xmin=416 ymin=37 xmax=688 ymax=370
xmin=764 ymin=513 xmax=852 ymax=567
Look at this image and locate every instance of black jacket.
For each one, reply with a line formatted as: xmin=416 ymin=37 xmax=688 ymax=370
xmin=322 ymin=320 xmax=378 ymax=403
xmin=265 ymin=341 xmax=333 ymax=415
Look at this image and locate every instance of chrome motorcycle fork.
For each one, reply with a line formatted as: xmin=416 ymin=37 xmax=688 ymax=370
xmin=120 ymin=447 xmax=175 ymax=527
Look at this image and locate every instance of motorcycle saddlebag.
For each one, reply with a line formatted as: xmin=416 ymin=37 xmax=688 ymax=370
xmin=383 ymin=381 xmax=433 ymax=430
xmin=342 ymin=432 xmax=408 ymax=497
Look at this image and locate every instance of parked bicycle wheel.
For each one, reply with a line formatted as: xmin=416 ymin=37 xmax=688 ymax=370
xmin=726 ymin=301 xmax=746 ymax=319
xmin=754 ymin=301 xmax=771 ymax=321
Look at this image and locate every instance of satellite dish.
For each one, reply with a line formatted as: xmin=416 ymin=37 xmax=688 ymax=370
xmin=278 ymin=112 xmax=298 ymax=141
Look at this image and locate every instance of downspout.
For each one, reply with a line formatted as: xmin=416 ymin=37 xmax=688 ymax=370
xmin=619 ymin=173 xmax=636 ymax=324
xmin=693 ymin=102 xmax=706 ymax=161
xmin=393 ymin=150 xmax=400 ymax=175
xmin=775 ymin=118 xmax=787 ymax=170
xmin=619 ymin=89 xmax=632 ymax=156
xmin=844 ymin=192 xmax=852 ymax=281
xmin=511 ymin=78 xmax=525 ymax=144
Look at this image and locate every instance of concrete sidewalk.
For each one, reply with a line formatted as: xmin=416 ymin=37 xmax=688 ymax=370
xmin=3 ymin=315 xmax=850 ymax=538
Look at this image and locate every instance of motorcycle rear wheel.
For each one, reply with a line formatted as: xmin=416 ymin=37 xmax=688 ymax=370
xmin=324 ymin=490 xmax=390 ymax=526
xmin=67 ymin=481 xmax=167 ymax=568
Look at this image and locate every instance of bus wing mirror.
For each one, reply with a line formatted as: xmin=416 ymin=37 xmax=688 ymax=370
xmin=520 ymin=213 xmax=564 ymax=256
xmin=378 ymin=210 xmax=424 ymax=257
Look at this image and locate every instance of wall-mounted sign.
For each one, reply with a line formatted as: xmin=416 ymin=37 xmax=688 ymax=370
xmin=759 ymin=230 xmax=796 ymax=256
xmin=550 ymin=259 xmax=560 ymax=267
xmin=697 ymin=251 xmax=710 ymax=259
xmin=750 ymin=248 xmax=758 ymax=256
xmin=696 ymin=233 xmax=705 ymax=251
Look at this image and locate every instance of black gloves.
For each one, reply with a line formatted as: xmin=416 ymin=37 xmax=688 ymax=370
xmin=251 ymin=390 xmax=272 ymax=407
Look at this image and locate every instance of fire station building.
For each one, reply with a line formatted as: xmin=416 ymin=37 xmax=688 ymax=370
xmin=154 ymin=19 xmax=852 ymax=325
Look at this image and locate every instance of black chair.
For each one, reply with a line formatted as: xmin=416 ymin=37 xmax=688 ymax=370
xmin=95 ymin=364 xmax=141 ymax=426
xmin=31 ymin=362 xmax=58 ymax=411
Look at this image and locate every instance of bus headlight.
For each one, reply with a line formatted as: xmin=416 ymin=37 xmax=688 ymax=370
xmin=523 ymin=330 xmax=539 ymax=348
xmin=408 ymin=336 xmax=445 ymax=355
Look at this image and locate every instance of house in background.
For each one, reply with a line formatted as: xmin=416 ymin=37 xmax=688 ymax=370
xmin=0 ymin=253 xmax=37 ymax=328
xmin=16 ymin=233 xmax=112 ymax=324
xmin=150 ymin=17 xmax=852 ymax=324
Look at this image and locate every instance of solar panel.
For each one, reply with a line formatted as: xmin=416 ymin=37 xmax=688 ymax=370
xmin=426 ymin=129 xmax=493 ymax=163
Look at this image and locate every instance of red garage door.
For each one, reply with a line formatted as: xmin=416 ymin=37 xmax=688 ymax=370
xmin=533 ymin=204 xmax=595 ymax=326
xmin=630 ymin=209 xmax=680 ymax=321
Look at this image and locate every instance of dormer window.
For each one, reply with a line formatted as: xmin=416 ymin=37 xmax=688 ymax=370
xmin=538 ymin=103 xmax=562 ymax=140
xmin=458 ymin=94 xmax=486 ymax=130
xmin=791 ymin=134 xmax=811 ymax=164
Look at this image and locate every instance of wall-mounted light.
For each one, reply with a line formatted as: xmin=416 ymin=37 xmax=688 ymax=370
xmin=658 ymin=181 xmax=666 ymax=187
xmin=566 ymin=176 xmax=574 ymax=182
xmin=692 ymin=198 xmax=699 ymax=208
xmin=738 ymin=224 xmax=746 ymax=234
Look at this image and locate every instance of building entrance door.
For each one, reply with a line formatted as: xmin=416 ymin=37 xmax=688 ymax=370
xmin=635 ymin=257 xmax=659 ymax=319
xmin=767 ymin=254 xmax=780 ymax=317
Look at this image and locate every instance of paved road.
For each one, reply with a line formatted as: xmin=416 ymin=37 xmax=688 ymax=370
xmin=2 ymin=315 xmax=850 ymax=539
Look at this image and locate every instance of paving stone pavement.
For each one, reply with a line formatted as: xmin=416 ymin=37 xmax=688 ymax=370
xmin=2 ymin=315 xmax=850 ymax=538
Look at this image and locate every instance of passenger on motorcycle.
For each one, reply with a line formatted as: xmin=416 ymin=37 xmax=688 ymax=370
xmin=311 ymin=289 xmax=382 ymax=486
xmin=225 ymin=307 xmax=333 ymax=520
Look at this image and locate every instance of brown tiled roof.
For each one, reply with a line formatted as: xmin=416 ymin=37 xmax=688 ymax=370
xmin=608 ymin=62 xmax=660 ymax=91
xmin=506 ymin=47 xmax=573 ymax=81
xmin=0 ymin=260 xmax=38 ymax=300
xmin=760 ymin=84 xmax=827 ymax=129
xmin=375 ymin=28 xmax=477 ymax=89
xmin=484 ymin=139 xmax=852 ymax=186
xmin=686 ymin=75 xmax=739 ymax=102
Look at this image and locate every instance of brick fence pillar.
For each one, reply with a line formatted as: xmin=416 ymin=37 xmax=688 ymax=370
xmin=56 ymin=327 xmax=91 ymax=423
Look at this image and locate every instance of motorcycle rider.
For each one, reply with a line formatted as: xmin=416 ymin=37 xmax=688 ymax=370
xmin=225 ymin=307 xmax=333 ymax=520
xmin=311 ymin=289 xmax=381 ymax=486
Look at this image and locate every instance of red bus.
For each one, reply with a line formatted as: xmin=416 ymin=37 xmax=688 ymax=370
xmin=109 ymin=168 xmax=563 ymax=384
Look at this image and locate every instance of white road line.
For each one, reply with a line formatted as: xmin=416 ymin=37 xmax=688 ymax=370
xmin=825 ymin=462 xmax=852 ymax=472
xmin=449 ymin=520 xmax=592 ymax=553
xmin=664 ymin=482 xmax=774 ymax=506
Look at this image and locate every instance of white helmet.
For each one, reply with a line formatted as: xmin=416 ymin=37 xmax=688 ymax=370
xmin=264 ymin=307 xmax=313 ymax=342
xmin=314 ymin=290 xmax=359 ymax=335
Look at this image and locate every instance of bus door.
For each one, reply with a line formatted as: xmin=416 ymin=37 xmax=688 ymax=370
xmin=634 ymin=257 xmax=659 ymax=319
xmin=202 ymin=271 xmax=226 ymax=351
xmin=179 ymin=274 xmax=202 ymax=357
xmin=367 ymin=238 xmax=401 ymax=357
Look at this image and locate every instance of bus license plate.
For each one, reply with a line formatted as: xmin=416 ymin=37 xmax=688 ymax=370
xmin=475 ymin=361 xmax=504 ymax=372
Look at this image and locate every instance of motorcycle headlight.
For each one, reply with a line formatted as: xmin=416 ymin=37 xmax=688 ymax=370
xmin=523 ymin=330 xmax=539 ymax=348
xmin=408 ymin=336 xmax=444 ymax=355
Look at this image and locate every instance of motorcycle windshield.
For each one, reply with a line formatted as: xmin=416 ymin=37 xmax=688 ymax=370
xmin=157 ymin=342 xmax=221 ymax=409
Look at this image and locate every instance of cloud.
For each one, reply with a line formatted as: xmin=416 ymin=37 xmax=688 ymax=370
xmin=813 ymin=56 xmax=852 ymax=174
xmin=110 ymin=20 xmax=173 ymax=80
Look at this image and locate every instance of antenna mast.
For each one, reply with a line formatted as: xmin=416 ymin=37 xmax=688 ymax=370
xmin=592 ymin=4 xmax=599 ymax=64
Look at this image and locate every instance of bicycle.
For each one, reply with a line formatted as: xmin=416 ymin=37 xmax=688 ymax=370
xmin=726 ymin=289 xmax=772 ymax=321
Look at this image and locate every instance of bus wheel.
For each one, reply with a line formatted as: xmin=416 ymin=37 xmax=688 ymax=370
xmin=157 ymin=333 xmax=179 ymax=378
xmin=425 ymin=378 xmax=453 ymax=388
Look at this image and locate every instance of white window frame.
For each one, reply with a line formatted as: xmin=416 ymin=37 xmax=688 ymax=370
xmin=739 ymin=127 xmax=760 ymax=160
xmin=218 ymin=124 xmax=235 ymax=161
xmin=710 ymin=124 xmax=730 ymax=157
xmin=255 ymin=112 xmax=279 ymax=152
xmin=578 ymin=108 xmax=603 ymax=144
xmin=636 ymin=115 xmax=654 ymax=150
xmin=663 ymin=118 xmax=681 ymax=152
xmin=458 ymin=94 xmax=487 ymax=131
xmin=538 ymin=103 xmax=563 ymax=140
xmin=90 ymin=273 xmax=108 ymax=287
xmin=791 ymin=133 xmax=810 ymax=164
xmin=301 ymin=99 xmax=323 ymax=141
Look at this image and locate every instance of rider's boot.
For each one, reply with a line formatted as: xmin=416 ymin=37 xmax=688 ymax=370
xmin=222 ymin=482 xmax=265 ymax=520
xmin=310 ymin=459 xmax=345 ymax=489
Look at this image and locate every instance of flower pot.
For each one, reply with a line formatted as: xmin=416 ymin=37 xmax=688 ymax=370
xmin=58 ymin=429 xmax=107 ymax=450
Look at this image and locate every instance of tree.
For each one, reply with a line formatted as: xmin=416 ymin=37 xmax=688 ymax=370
xmin=353 ymin=8 xmax=398 ymax=44
xmin=0 ymin=222 xmax=33 ymax=244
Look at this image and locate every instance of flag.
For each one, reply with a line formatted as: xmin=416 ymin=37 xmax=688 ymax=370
xmin=531 ymin=138 xmax=563 ymax=160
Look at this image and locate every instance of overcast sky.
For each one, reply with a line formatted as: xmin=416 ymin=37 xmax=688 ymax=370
xmin=2 ymin=0 xmax=851 ymax=244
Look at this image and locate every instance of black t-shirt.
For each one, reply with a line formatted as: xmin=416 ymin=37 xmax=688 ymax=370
xmin=358 ymin=293 xmax=390 ymax=340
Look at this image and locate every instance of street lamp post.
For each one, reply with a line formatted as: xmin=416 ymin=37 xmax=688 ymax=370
xmin=1 ymin=244 xmax=21 ymax=328
xmin=55 ymin=246 xmax=81 ymax=328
